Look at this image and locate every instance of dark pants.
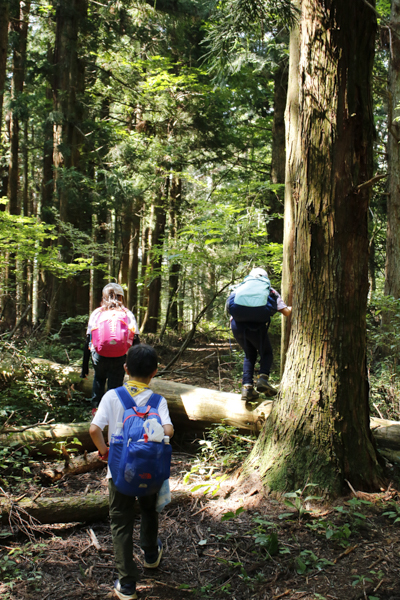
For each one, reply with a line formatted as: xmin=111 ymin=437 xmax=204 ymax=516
xmin=91 ymin=351 xmax=126 ymax=408
xmin=231 ymin=319 xmax=273 ymax=386
xmin=108 ymin=479 xmax=159 ymax=586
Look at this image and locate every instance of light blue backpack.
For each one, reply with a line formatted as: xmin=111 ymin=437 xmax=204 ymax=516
xmin=233 ymin=274 xmax=271 ymax=307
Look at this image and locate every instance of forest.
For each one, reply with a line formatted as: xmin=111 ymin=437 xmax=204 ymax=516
xmin=1 ymin=0 xmax=400 ymax=599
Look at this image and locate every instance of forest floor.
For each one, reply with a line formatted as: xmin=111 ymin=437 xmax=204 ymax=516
xmin=1 ymin=334 xmax=400 ymax=600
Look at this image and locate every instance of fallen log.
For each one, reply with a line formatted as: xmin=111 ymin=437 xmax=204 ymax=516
xmin=1 ymin=422 xmax=98 ymax=456
xmin=0 ymin=493 xmax=109 ymax=525
xmin=2 ymin=360 xmax=400 ymax=460
xmin=0 ymin=490 xmax=189 ymax=525
xmin=370 ymin=417 xmax=400 ymax=450
xmin=38 ymin=451 xmax=106 ymax=483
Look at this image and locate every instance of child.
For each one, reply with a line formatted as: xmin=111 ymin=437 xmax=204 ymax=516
xmin=227 ymin=267 xmax=292 ymax=401
xmin=81 ymin=283 xmax=139 ymax=413
xmin=89 ymin=344 xmax=174 ymax=600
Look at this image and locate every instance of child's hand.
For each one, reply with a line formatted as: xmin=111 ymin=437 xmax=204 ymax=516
xmin=98 ymin=448 xmax=109 ymax=461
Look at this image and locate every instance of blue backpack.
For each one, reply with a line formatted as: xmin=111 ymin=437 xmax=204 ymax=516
xmin=108 ymin=387 xmax=172 ymax=497
xmin=227 ymin=275 xmax=277 ymax=323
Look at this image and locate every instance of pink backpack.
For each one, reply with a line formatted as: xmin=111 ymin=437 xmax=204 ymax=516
xmin=91 ymin=309 xmax=133 ymax=357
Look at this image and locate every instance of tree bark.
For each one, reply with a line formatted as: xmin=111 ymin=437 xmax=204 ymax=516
xmin=266 ymin=58 xmax=288 ymax=245
xmin=249 ymin=0 xmax=383 ymax=496
xmin=0 ymin=0 xmax=9 ymax=137
xmin=143 ymin=178 xmax=169 ymax=333
xmin=8 ymin=0 xmax=31 ymax=216
xmin=382 ymin=0 xmax=400 ymax=345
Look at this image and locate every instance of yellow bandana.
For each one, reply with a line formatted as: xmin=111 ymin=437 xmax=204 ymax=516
xmin=124 ymin=380 xmax=150 ymax=398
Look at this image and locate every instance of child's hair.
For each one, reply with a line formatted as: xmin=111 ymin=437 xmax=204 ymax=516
xmin=101 ymin=283 xmax=125 ymax=310
xmin=126 ymin=344 xmax=158 ymax=378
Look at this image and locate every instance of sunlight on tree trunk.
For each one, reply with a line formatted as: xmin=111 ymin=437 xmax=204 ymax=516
xmin=247 ymin=0 xmax=384 ymax=495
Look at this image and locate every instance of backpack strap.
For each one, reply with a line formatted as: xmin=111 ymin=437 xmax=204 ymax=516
xmin=115 ymin=387 xmax=163 ymax=412
xmin=147 ymin=392 xmax=163 ymax=409
xmin=114 ymin=386 xmax=138 ymax=410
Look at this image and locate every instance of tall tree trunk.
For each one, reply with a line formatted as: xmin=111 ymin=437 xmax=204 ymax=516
xmin=280 ymin=14 xmax=299 ymax=376
xmin=143 ymin=178 xmax=169 ymax=334
xmin=385 ymin=0 xmax=400 ymax=300
xmin=248 ymin=0 xmax=383 ymax=495
xmin=127 ymin=201 xmax=141 ymax=314
xmin=8 ymin=0 xmax=30 ymax=216
xmin=166 ymin=175 xmax=182 ymax=330
xmin=51 ymin=0 xmax=88 ymax=326
xmin=267 ymin=59 xmax=288 ymax=245
xmin=0 ymin=0 xmax=9 ymax=213
xmin=0 ymin=0 xmax=9 ymax=138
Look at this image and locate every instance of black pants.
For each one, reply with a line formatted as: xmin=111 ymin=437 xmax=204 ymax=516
xmin=231 ymin=320 xmax=273 ymax=385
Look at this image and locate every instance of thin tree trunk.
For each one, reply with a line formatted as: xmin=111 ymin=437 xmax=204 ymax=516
xmin=0 ymin=0 xmax=9 ymax=137
xmin=127 ymin=201 xmax=141 ymax=314
xmin=384 ymin=0 xmax=400 ymax=303
xmin=8 ymin=0 xmax=31 ymax=216
xmin=143 ymin=179 xmax=169 ymax=334
xmin=267 ymin=59 xmax=288 ymax=245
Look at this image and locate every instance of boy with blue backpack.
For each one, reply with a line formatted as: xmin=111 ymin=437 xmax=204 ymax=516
xmin=89 ymin=344 xmax=174 ymax=600
xmin=227 ymin=267 xmax=292 ymax=401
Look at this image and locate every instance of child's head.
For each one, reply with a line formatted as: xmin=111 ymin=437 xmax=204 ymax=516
xmin=101 ymin=283 xmax=125 ymax=309
xmin=125 ymin=344 xmax=158 ymax=379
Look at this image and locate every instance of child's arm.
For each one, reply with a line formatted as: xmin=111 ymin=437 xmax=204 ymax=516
xmin=279 ymin=306 xmax=292 ymax=317
xmin=89 ymin=424 xmax=109 ymax=457
xmin=163 ymin=424 xmax=174 ymax=438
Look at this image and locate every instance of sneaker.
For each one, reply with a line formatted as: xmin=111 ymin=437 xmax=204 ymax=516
xmin=241 ymin=385 xmax=260 ymax=401
xmin=256 ymin=374 xmax=278 ymax=397
xmin=144 ymin=538 xmax=163 ymax=568
xmin=114 ymin=580 xmax=137 ymax=600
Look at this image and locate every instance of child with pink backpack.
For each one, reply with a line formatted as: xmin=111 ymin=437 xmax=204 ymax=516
xmin=81 ymin=283 xmax=140 ymax=413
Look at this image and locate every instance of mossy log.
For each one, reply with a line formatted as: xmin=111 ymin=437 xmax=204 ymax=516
xmin=1 ymin=422 xmax=98 ymax=456
xmin=0 ymin=490 xmax=188 ymax=525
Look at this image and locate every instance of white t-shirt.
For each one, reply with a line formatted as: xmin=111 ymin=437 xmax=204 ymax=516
xmin=92 ymin=383 xmax=173 ymax=478
xmin=271 ymin=288 xmax=288 ymax=312
xmin=86 ymin=307 xmax=138 ymax=352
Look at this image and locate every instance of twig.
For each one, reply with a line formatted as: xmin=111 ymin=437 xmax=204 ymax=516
xmin=373 ymin=403 xmax=384 ymax=419
xmin=356 ymin=173 xmax=387 ymax=192
xmin=88 ymin=528 xmax=102 ymax=551
xmin=272 ymin=591 xmax=293 ymax=600
xmin=3 ymin=417 xmax=55 ymax=435
xmin=333 ymin=544 xmax=358 ymax=564
xmin=231 ymin=434 xmax=255 ymax=444
xmin=345 ymin=479 xmax=358 ymax=496
xmin=6 ymin=304 xmax=32 ymax=338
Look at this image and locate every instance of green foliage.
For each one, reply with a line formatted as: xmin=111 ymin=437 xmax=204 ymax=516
xmin=0 ymin=542 xmax=46 ymax=593
xmin=0 ymin=347 xmax=88 ymax=429
xmin=295 ymin=550 xmax=334 ymax=575
xmin=0 ymin=210 xmax=104 ymax=282
xmin=367 ymin=293 xmax=400 ymax=420
xmin=196 ymin=422 xmax=256 ymax=468
xmin=221 ymin=506 xmax=245 ymax=521
xmin=251 ymin=514 xmax=279 ymax=556
xmin=382 ymin=500 xmax=400 ymax=524
xmin=0 ymin=441 xmax=37 ymax=491
xmin=306 ymin=518 xmax=352 ymax=548
xmin=279 ymin=484 xmax=322 ymax=521
xmin=184 ymin=422 xmax=255 ymax=498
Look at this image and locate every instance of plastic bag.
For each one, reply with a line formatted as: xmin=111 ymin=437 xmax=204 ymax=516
xmin=156 ymin=479 xmax=171 ymax=512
